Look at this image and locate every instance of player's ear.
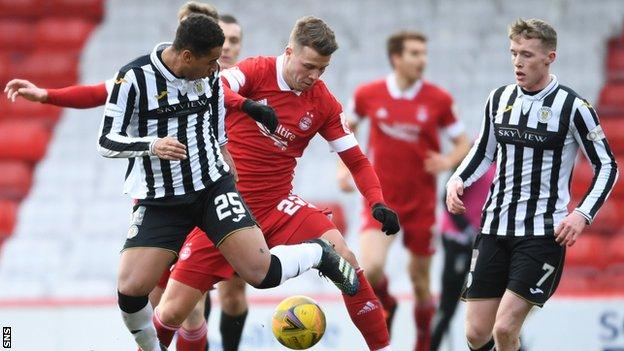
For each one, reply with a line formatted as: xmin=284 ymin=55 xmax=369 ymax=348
xmin=285 ymin=46 xmax=293 ymax=57
xmin=181 ymin=50 xmax=193 ymax=63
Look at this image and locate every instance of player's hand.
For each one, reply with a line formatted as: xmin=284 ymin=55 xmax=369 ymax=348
xmin=446 ymin=177 xmax=466 ymax=214
xmin=424 ymin=151 xmax=452 ymax=175
xmin=152 ymin=136 xmax=187 ymax=161
xmin=554 ymin=211 xmax=587 ymax=247
xmin=4 ymin=79 xmax=48 ymax=103
xmin=242 ymin=99 xmax=279 ymax=134
xmin=337 ymin=163 xmax=355 ymax=192
xmin=371 ymin=203 xmax=400 ymax=235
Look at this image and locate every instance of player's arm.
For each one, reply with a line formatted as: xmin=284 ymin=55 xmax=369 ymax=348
xmin=446 ymin=90 xmax=498 ymax=214
xmin=556 ymin=100 xmax=619 ymax=246
xmin=97 ymin=70 xmax=186 ymax=160
xmin=337 ymin=94 xmax=366 ymax=192
xmin=4 ymin=78 xmax=108 ymax=108
xmin=424 ymin=132 xmax=471 ymax=175
xmin=221 ymin=63 xmax=278 ymax=133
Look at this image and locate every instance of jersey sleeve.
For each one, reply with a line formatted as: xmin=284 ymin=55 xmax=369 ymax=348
xmin=571 ymin=99 xmax=619 ymax=223
xmin=319 ymin=94 xmax=358 ymax=153
xmin=97 ymin=69 xmax=156 ymax=158
xmin=46 ymin=82 xmax=108 ymax=108
xmin=450 ymin=89 xmax=499 ymax=187
xmin=437 ymin=92 xmax=465 ymax=138
xmin=220 ymin=57 xmax=259 ymax=97
xmin=215 ymin=75 xmax=227 ymax=146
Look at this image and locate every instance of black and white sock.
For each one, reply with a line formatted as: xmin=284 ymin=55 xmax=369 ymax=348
xmin=118 ymin=292 xmax=161 ymax=351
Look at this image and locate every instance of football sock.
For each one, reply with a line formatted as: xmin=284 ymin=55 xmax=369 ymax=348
xmin=372 ymin=275 xmax=397 ymax=314
xmin=220 ymin=310 xmax=248 ymax=351
xmin=153 ymin=308 xmax=179 ymax=347
xmin=415 ymin=297 xmax=434 ymax=351
xmin=343 ymin=269 xmax=390 ymax=350
xmin=269 ymin=243 xmax=322 ymax=284
xmin=118 ymin=292 xmax=161 ymax=351
xmin=176 ymin=320 xmax=208 ymax=351
xmin=469 ymin=337 xmax=495 ymax=351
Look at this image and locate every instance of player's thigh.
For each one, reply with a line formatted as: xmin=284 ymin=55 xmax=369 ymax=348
xmin=465 ymin=298 xmax=501 ymax=339
xmin=217 ymin=226 xmax=271 ymax=286
xmin=507 ymin=236 xmax=565 ymax=307
xmin=266 ymin=195 xmax=336 ymax=246
xmin=118 ymin=247 xmax=177 ymax=295
xmin=494 ymin=290 xmax=533 ymax=336
xmin=157 ymin=278 xmax=205 ymax=326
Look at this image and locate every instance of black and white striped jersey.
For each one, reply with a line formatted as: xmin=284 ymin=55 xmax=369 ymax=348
xmin=452 ymin=75 xmax=618 ymax=237
xmin=98 ymin=42 xmax=229 ymax=200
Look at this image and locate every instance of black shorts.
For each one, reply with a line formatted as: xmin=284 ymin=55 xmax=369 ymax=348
xmin=462 ymin=233 xmax=565 ymax=307
xmin=122 ymin=174 xmax=258 ymax=255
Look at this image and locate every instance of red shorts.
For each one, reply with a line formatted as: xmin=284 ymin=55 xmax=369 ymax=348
xmin=361 ymin=200 xmax=436 ymax=256
xmin=169 ymin=195 xmax=336 ymax=292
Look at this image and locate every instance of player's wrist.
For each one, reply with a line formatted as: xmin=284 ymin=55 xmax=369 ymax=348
xmin=148 ymin=138 xmax=159 ymax=156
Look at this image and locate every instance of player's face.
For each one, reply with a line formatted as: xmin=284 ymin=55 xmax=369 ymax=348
xmin=219 ymin=21 xmax=242 ymax=69
xmin=510 ymin=37 xmax=555 ymax=91
xmin=183 ymin=46 xmax=222 ymax=80
xmin=394 ymin=39 xmax=427 ymax=82
xmin=283 ymin=45 xmax=331 ymax=91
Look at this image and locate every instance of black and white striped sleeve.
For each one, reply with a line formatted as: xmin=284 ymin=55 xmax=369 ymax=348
xmin=216 ymin=76 xmax=227 ymax=146
xmin=571 ymin=100 xmax=619 ymax=223
xmin=97 ymin=69 xmax=156 ymax=158
xmin=451 ymin=89 xmax=499 ymax=187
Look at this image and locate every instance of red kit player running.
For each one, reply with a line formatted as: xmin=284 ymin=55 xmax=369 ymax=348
xmin=153 ymin=16 xmax=400 ymax=351
xmin=339 ymin=31 xmax=470 ymax=351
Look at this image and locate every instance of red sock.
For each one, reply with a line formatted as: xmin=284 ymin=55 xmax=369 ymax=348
xmin=414 ymin=298 xmax=434 ymax=351
xmin=343 ymin=269 xmax=390 ymax=350
xmin=176 ymin=320 xmax=208 ymax=351
xmin=153 ymin=308 xmax=179 ymax=347
xmin=372 ymin=274 xmax=397 ymax=312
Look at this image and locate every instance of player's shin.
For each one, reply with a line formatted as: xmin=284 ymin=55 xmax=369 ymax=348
xmin=220 ymin=310 xmax=248 ymax=351
xmin=343 ymin=270 xmax=391 ymax=350
xmin=176 ymin=320 xmax=208 ymax=351
xmin=153 ymin=307 xmax=180 ymax=347
xmin=256 ymin=243 xmax=322 ymax=288
xmin=118 ymin=292 xmax=162 ymax=351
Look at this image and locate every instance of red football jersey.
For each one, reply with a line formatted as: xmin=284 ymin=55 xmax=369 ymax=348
xmin=221 ymin=55 xmax=357 ymax=217
xmin=351 ymin=74 xmax=463 ymax=210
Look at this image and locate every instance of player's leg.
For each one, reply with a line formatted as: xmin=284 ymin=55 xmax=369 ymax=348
xmin=320 ymin=228 xmax=391 ymax=351
xmin=463 ymin=234 xmax=511 ymax=350
xmin=218 ymin=277 xmax=248 ymax=351
xmin=175 ymin=292 xmax=209 ymax=351
xmin=359 ymin=227 xmax=397 ymax=331
xmin=118 ymin=204 xmax=192 ymax=351
xmin=492 ymin=291 xmax=532 ymax=351
xmin=465 ymin=299 xmax=500 ymax=350
xmin=430 ymin=235 xmax=473 ymax=351
xmin=155 ymin=279 xmax=206 ymax=347
xmin=200 ymin=177 xmax=358 ymax=294
xmin=149 ymin=268 xmax=171 ymax=307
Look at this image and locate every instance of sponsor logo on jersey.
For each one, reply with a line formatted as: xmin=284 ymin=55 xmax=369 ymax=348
xmin=299 ymin=111 xmax=314 ymax=131
xmin=497 ymin=127 xmax=548 ymax=143
xmin=378 ymin=122 xmax=420 ymax=142
xmin=587 ymin=124 xmax=606 ymax=141
xmin=256 ymin=121 xmax=295 ymax=150
xmin=538 ymin=106 xmax=552 ymax=123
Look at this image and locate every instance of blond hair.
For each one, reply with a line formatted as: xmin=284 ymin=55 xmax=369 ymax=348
xmin=177 ymin=1 xmax=218 ymax=22
xmin=508 ymin=18 xmax=557 ymax=51
xmin=289 ymin=16 xmax=338 ymax=56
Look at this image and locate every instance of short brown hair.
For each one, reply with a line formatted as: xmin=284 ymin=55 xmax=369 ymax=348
xmin=508 ymin=18 xmax=557 ymax=51
xmin=289 ymin=16 xmax=338 ymax=56
xmin=387 ymin=30 xmax=427 ymax=60
xmin=177 ymin=1 xmax=218 ymax=22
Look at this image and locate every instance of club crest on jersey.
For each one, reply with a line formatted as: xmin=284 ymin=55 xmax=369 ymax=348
xmin=416 ymin=106 xmax=428 ymax=122
xmin=376 ymin=107 xmax=388 ymax=119
xmin=194 ymin=81 xmax=204 ymax=94
xmin=299 ymin=112 xmax=314 ymax=131
xmin=538 ymin=106 xmax=552 ymax=123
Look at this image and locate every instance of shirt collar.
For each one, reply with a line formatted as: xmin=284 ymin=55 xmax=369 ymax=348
xmin=276 ymin=54 xmax=302 ymax=96
xmin=386 ymin=72 xmax=423 ymax=100
xmin=516 ymin=74 xmax=559 ymax=101
xmin=150 ymin=42 xmax=179 ymax=82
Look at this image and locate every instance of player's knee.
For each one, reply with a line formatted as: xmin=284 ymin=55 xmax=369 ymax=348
xmin=118 ymin=276 xmax=152 ymax=296
xmin=465 ymin=323 xmax=492 ymax=349
xmin=493 ymin=320 xmax=517 ymax=342
xmin=183 ymin=303 xmax=206 ymax=327
xmin=363 ymin=260 xmax=385 ymax=285
xmin=221 ymin=290 xmax=248 ymax=315
xmin=237 ymin=256 xmax=272 ymax=287
xmin=158 ymin=304 xmax=187 ymax=327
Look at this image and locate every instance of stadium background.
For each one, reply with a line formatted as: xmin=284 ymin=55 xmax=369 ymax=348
xmin=0 ymin=0 xmax=623 ymax=349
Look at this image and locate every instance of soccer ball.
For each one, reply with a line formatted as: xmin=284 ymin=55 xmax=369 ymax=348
xmin=272 ymin=295 xmax=326 ymax=349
